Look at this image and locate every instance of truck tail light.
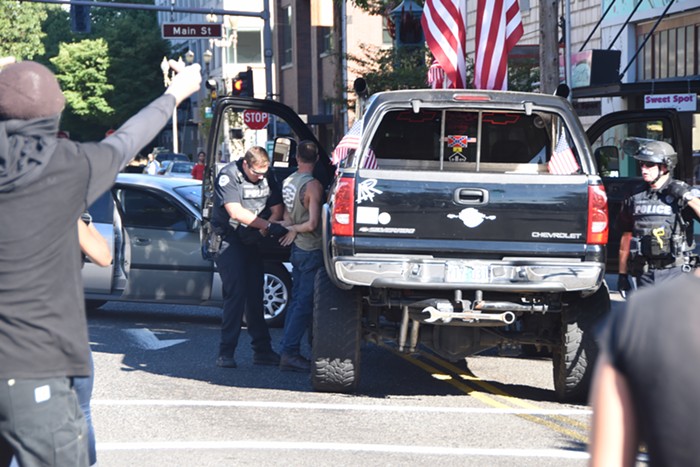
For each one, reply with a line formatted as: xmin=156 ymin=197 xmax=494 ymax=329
xmin=331 ymin=177 xmax=355 ymax=237
xmin=587 ymin=184 xmax=608 ymax=245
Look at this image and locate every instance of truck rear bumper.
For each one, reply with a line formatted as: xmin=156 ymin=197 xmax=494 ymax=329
xmin=332 ymin=256 xmax=604 ymax=292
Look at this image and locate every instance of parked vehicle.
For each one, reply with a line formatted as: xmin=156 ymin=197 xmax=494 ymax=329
xmin=85 ymin=174 xmax=291 ymax=326
xmin=155 ymin=160 xmax=172 ymax=175
xmin=162 ymin=161 xmax=195 ymax=178
xmin=153 ymin=151 xmax=190 ymax=165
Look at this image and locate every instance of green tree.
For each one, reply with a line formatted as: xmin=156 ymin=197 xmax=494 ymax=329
xmin=0 ymin=1 xmax=47 ymax=59
xmin=39 ymin=5 xmax=73 ymax=66
xmin=94 ymin=5 xmax=172 ymax=129
xmin=51 ymin=39 xmax=114 ymax=140
xmin=35 ymin=2 xmax=171 ymax=141
xmin=347 ymin=44 xmax=429 ymax=94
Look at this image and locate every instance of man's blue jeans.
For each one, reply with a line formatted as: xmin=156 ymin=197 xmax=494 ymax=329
xmin=281 ymin=244 xmax=324 ymax=356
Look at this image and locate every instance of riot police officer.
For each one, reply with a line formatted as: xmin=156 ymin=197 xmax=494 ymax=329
xmin=211 ymin=146 xmax=287 ymax=368
xmin=618 ymin=138 xmax=700 ymax=295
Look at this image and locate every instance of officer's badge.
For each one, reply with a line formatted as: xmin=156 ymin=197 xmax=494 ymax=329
xmin=219 ymin=175 xmax=230 ymax=187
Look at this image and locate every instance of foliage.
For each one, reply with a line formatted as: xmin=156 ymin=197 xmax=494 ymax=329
xmin=509 ymin=61 xmax=540 ymax=92
xmin=93 ymin=5 xmax=172 ymax=129
xmin=347 ymin=44 xmax=429 ymax=94
xmin=51 ymin=39 xmax=114 ymax=118
xmin=39 ymin=6 xmax=73 ymax=67
xmin=350 ymin=0 xmax=403 ymax=16
xmin=0 ymin=1 xmax=47 ymax=59
xmin=32 ymin=1 xmax=172 ymax=140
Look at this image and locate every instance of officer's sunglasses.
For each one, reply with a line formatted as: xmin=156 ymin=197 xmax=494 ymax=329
xmin=245 ymin=161 xmax=268 ymax=176
xmin=638 ymin=161 xmax=659 ymax=168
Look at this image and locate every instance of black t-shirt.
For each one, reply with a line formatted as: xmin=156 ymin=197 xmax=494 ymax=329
xmin=602 ymin=272 xmax=700 ymax=466
xmin=0 ymin=95 xmax=176 ymax=379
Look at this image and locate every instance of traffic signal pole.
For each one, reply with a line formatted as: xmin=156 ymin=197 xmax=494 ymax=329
xmin=23 ymin=0 xmax=274 ymax=99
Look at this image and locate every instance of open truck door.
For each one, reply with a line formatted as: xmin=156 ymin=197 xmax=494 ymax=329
xmin=200 ymin=96 xmax=334 ymax=263
xmin=586 ymin=109 xmax=686 ymax=272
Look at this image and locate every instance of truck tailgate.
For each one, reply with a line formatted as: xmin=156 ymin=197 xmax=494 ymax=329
xmin=353 ymin=171 xmax=590 ymax=258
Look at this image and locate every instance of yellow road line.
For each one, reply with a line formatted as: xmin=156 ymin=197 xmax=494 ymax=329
xmin=378 ymin=342 xmax=589 ymax=444
xmin=420 ymin=351 xmax=591 ymax=433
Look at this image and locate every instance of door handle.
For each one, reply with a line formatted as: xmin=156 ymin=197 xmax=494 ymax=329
xmin=133 ymin=237 xmax=151 ymax=246
xmin=454 ymin=188 xmax=488 ymax=205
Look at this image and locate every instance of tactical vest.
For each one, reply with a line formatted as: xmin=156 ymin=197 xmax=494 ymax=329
xmin=627 ymin=183 xmax=694 ymax=269
xmin=213 ymin=160 xmax=270 ymax=231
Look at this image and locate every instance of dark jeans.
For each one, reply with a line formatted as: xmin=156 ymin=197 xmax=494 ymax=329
xmin=73 ymin=353 xmax=96 ymax=466
xmin=281 ymin=245 xmax=324 ymax=356
xmin=636 ymin=266 xmax=685 ymax=289
xmin=215 ymin=233 xmax=273 ymax=358
xmin=0 ymin=377 xmax=88 ymax=467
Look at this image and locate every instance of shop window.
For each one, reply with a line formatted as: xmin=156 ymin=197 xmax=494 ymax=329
xmin=281 ymin=6 xmax=293 ymax=66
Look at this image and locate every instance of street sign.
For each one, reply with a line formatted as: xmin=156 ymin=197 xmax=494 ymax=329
xmin=162 ymin=23 xmax=222 ymax=38
xmin=243 ymin=110 xmax=269 ymax=130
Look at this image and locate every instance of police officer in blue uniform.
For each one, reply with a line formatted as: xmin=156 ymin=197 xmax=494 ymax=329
xmin=211 ymin=146 xmax=287 ymax=368
xmin=618 ymin=138 xmax=700 ymax=295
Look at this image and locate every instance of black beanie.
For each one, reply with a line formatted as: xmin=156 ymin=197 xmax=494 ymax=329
xmin=0 ymin=61 xmax=65 ymax=120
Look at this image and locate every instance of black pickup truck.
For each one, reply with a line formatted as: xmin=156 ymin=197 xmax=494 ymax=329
xmin=314 ymin=89 xmax=611 ymax=402
xmin=203 ymin=91 xmax=689 ymax=403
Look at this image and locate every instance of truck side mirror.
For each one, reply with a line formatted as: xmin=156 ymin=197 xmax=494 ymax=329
xmin=272 ymin=137 xmax=297 ymax=165
xmin=595 ymin=145 xmax=619 ymax=176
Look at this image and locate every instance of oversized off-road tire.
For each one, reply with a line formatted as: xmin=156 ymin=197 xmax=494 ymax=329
xmin=553 ymin=283 xmax=610 ymax=403
xmin=311 ymin=269 xmax=362 ymax=392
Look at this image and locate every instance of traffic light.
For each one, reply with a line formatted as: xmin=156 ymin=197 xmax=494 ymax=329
xmin=231 ymin=67 xmax=254 ymax=97
xmin=205 ymin=79 xmax=218 ymax=110
xmin=70 ymin=3 xmax=91 ymax=34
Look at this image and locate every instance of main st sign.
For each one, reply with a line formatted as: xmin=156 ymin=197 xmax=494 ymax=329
xmin=162 ymin=23 xmax=223 ymax=38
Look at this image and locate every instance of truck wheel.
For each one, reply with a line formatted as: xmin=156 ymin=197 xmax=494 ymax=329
xmin=311 ymin=269 xmax=362 ymax=392
xmin=553 ymin=284 xmax=610 ymax=403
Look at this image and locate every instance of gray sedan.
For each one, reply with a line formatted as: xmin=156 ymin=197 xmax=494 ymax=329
xmin=84 ymin=173 xmax=291 ymax=327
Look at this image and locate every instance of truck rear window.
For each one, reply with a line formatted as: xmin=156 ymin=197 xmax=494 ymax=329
xmin=365 ymin=110 xmax=580 ymax=175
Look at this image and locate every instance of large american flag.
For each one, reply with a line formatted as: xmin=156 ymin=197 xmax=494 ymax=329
xmin=331 ymin=121 xmax=378 ymax=169
xmin=548 ymin=132 xmax=580 ymax=175
xmin=474 ymin=0 xmax=523 ymax=90
xmin=421 ymin=0 xmax=467 ymax=89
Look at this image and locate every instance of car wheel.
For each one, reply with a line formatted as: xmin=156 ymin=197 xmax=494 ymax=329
xmin=262 ymin=262 xmax=291 ymax=328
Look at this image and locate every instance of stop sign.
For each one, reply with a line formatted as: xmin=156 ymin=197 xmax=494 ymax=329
xmin=243 ymin=110 xmax=269 ymax=130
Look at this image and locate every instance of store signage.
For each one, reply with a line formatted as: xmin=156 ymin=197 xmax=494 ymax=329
xmin=644 ymin=93 xmax=697 ymax=112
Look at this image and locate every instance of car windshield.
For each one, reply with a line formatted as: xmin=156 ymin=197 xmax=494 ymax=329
xmin=172 ymin=162 xmax=194 ymax=173
xmin=174 ymin=185 xmax=202 ymax=210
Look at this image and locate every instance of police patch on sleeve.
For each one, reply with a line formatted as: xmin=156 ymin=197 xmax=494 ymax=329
xmin=219 ymin=175 xmax=230 ymax=187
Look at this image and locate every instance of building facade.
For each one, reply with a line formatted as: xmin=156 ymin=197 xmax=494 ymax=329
xmin=156 ymin=0 xmax=699 ymax=159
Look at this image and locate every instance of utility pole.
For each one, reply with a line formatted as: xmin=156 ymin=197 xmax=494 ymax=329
xmin=539 ymin=0 xmax=559 ymax=94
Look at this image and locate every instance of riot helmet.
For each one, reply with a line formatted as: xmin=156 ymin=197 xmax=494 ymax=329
xmin=622 ymin=137 xmax=678 ymax=171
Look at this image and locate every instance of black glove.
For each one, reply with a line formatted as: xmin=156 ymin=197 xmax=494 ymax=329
xmin=666 ymin=180 xmax=691 ymax=202
xmin=268 ymin=223 xmax=289 ymax=238
xmin=618 ymin=273 xmax=631 ymax=299
xmin=236 ymin=225 xmax=263 ymax=245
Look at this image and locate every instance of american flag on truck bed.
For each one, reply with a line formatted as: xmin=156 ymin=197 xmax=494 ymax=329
xmin=548 ymin=132 xmax=580 ymax=175
xmin=331 ymin=120 xmax=378 ymax=169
